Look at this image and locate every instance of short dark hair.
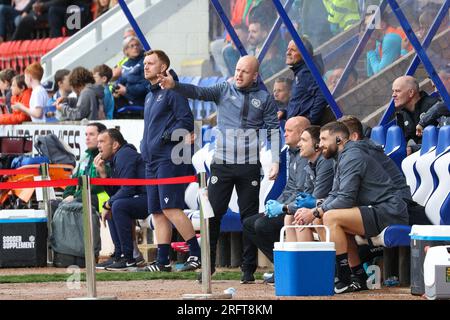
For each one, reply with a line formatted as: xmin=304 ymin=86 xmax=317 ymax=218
xmin=275 ymin=77 xmax=293 ymax=91
xmin=88 ymin=122 xmax=107 ymax=134
xmin=54 ymin=69 xmax=70 ymax=91
xmin=320 ymin=121 xmax=350 ymax=140
xmin=338 ymin=115 xmax=364 ymax=140
xmin=12 ymin=75 xmax=27 ymax=90
xmin=303 ymin=125 xmax=321 ymax=146
xmin=100 ymin=128 xmax=127 ymax=146
xmin=69 ymin=67 xmax=95 ymax=89
xmin=144 ymin=49 xmax=170 ymax=70
xmin=0 ymin=68 xmax=17 ymax=83
xmin=93 ymin=64 xmax=113 ymax=83
xmin=234 ymin=23 xmax=248 ymax=33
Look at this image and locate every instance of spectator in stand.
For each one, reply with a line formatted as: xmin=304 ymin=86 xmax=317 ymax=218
xmin=12 ymin=62 xmax=47 ymax=122
xmin=12 ymin=0 xmax=92 ymax=40
xmin=296 ymin=0 xmax=332 ymax=48
xmin=93 ymin=64 xmax=114 ymax=120
xmin=113 ymin=36 xmax=147 ymax=113
xmin=0 ymin=74 xmax=32 ymax=124
xmin=416 ymin=65 xmax=450 ymax=136
xmin=364 ymin=12 xmax=409 ymax=77
xmin=0 ymin=0 xmax=32 ymax=43
xmin=323 ymin=0 xmax=360 ymax=35
xmin=45 ymin=68 xmax=71 ymax=119
xmin=0 ymin=68 xmax=16 ymax=113
xmin=222 ymin=23 xmax=249 ymax=78
xmin=283 ymin=37 xmax=327 ymax=124
xmin=56 ymin=66 xmax=105 ymax=121
xmin=326 ymin=67 xmax=358 ymax=92
xmin=111 ymin=27 xmax=136 ymax=81
xmin=392 ymin=75 xmax=439 ymax=154
xmin=273 ymin=77 xmax=292 ymax=120
xmin=94 ymin=0 xmax=110 ymax=19
xmin=247 ymin=16 xmax=284 ymax=79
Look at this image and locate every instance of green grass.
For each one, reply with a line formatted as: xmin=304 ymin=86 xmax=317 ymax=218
xmin=0 ymin=271 xmax=265 ymax=284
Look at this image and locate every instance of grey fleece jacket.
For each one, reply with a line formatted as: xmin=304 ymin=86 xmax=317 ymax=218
xmin=173 ymin=81 xmax=279 ymax=164
xmin=321 ymin=141 xmax=408 ymax=224
xmin=61 ymin=84 xmax=104 ymax=121
xmin=287 ymin=154 xmax=334 ymax=213
xmin=277 ymin=147 xmax=308 ymax=205
xmin=353 ymin=139 xmax=412 ymax=201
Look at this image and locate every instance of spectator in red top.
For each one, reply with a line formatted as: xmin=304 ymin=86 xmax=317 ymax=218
xmin=0 ymin=74 xmax=32 ymax=124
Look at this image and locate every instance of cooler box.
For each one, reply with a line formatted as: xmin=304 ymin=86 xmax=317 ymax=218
xmin=410 ymin=225 xmax=450 ymax=295
xmin=0 ymin=209 xmax=48 ymax=267
xmin=274 ymin=225 xmax=335 ymax=296
xmin=424 ymin=246 xmax=450 ymax=300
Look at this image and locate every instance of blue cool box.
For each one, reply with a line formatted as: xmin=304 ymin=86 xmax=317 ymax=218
xmin=274 ymin=240 xmax=336 ymax=296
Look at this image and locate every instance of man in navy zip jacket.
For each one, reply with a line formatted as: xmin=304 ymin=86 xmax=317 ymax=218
xmin=93 ymin=129 xmax=148 ymax=271
xmin=158 ymin=55 xmax=280 ymax=283
xmin=138 ymin=49 xmax=201 ymax=273
xmin=283 ymin=38 xmax=327 ymax=124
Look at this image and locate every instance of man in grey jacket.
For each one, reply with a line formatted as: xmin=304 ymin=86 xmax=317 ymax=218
xmin=295 ymin=121 xmax=408 ymax=294
xmin=158 ymin=55 xmax=280 ymax=283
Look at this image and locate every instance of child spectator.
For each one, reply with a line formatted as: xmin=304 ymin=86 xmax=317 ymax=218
xmin=0 ymin=68 xmax=17 ymax=113
xmin=12 ymin=62 xmax=48 ymax=122
xmin=45 ymin=69 xmax=71 ymax=120
xmin=93 ymin=64 xmax=114 ymax=120
xmin=56 ymin=66 xmax=105 ymax=121
xmin=0 ymin=74 xmax=32 ymax=124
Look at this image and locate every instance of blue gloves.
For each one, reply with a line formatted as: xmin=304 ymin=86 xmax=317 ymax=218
xmin=265 ymin=200 xmax=284 ymax=218
xmin=295 ymin=192 xmax=316 ymax=209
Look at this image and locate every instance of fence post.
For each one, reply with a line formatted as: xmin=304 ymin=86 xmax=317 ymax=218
xmin=182 ymin=172 xmax=232 ymax=299
xmin=81 ymin=175 xmax=97 ymax=298
xmin=68 ymin=175 xmax=116 ymax=300
xmin=40 ymin=163 xmax=53 ymax=266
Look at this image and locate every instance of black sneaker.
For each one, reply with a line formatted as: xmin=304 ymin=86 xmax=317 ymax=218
xmin=136 ymin=261 xmax=172 ymax=272
xmin=350 ymin=274 xmax=369 ymax=291
xmin=95 ymin=258 xmax=117 ymax=270
xmin=135 ymin=254 xmax=146 ymax=267
xmin=106 ymin=258 xmax=137 ymax=271
xmin=335 ymin=278 xmax=367 ymax=294
xmin=240 ymin=270 xmax=255 ymax=284
xmin=178 ymin=256 xmax=201 ymax=272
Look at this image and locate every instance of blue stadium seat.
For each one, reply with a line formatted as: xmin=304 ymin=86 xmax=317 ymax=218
xmin=116 ymin=105 xmax=144 ymax=119
xmin=370 ymin=125 xmax=386 ymax=147
xmin=384 ymin=125 xmax=406 ymax=169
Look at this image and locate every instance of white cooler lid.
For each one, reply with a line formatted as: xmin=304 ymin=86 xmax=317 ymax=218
xmin=274 ymin=241 xmax=335 ymax=251
xmin=0 ymin=209 xmax=46 ymax=219
xmin=410 ymin=225 xmax=450 ymax=239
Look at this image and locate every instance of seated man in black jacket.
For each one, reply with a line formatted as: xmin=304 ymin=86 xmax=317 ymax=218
xmin=94 ymin=128 xmax=148 ymax=271
xmin=392 ymin=75 xmax=439 ymax=154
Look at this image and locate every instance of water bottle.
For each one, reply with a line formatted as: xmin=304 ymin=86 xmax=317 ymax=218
xmin=223 ymin=287 xmax=236 ymax=296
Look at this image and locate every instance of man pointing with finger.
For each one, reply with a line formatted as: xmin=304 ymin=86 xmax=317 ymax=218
xmin=158 ymin=55 xmax=280 ymax=282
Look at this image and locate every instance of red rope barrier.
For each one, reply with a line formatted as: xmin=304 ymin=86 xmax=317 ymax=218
xmin=91 ymin=175 xmax=198 ymax=186
xmin=0 ymin=168 xmax=40 ymax=176
xmin=0 ymin=175 xmax=198 ymax=189
xmin=0 ymin=179 xmax=78 ymax=189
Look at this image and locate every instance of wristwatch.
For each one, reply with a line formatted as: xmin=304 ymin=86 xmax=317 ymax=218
xmin=312 ymin=207 xmax=321 ymax=219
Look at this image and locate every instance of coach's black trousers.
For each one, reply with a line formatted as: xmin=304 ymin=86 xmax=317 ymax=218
xmin=207 ymin=161 xmax=261 ymax=273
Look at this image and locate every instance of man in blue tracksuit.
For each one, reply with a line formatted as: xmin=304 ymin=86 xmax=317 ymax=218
xmin=93 ymin=129 xmax=148 ymax=271
xmin=139 ymin=49 xmax=201 ymax=273
xmin=158 ymin=55 xmax=280 ymax=283
xmin=284 ymin=38 xmax=327 ymax=124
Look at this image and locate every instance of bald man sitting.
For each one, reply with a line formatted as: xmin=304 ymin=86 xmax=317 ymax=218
xmin=392 ymin=75 xmax=439 ymax=154
xmin=158 ymin=55 xmax=280 ymax=284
